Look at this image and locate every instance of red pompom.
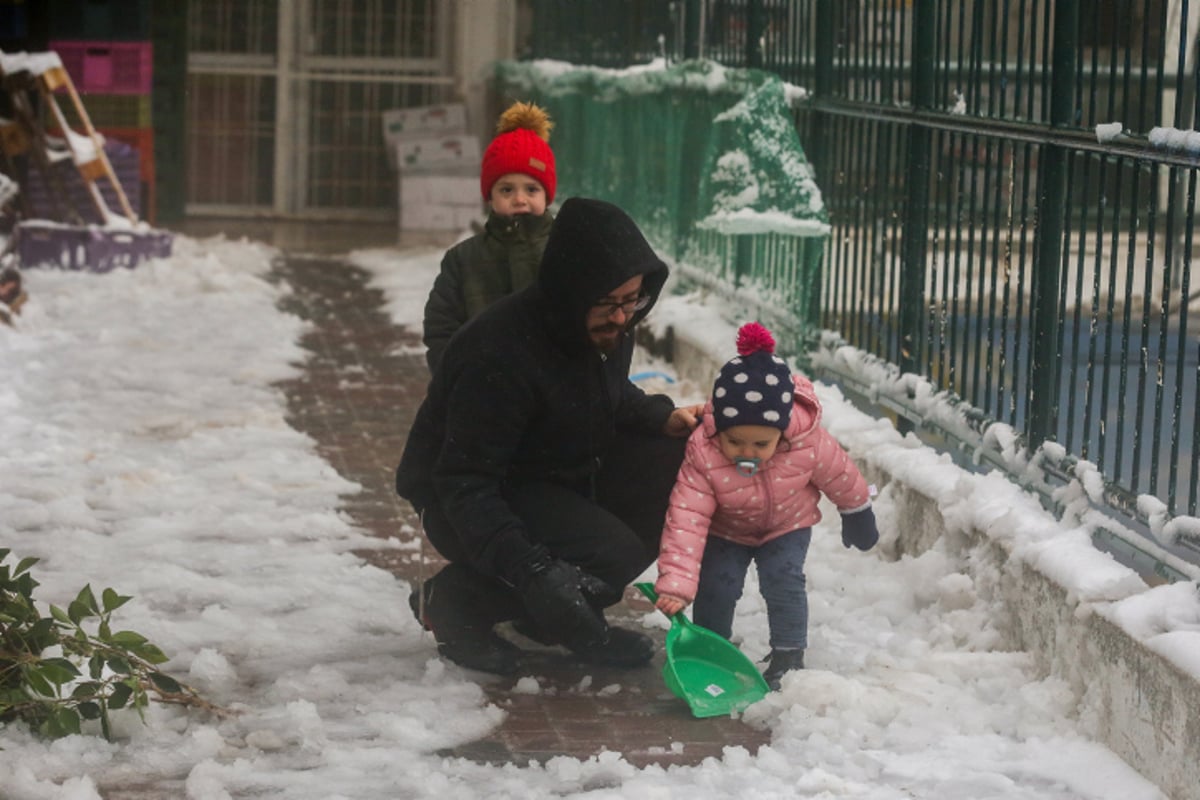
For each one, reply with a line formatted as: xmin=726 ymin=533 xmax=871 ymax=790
xmin=736 ymin=322 xmax=776 ymax=356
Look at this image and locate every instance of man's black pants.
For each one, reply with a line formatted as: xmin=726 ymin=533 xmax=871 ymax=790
xmin=414 ymin=431 xmax=687 ymax=632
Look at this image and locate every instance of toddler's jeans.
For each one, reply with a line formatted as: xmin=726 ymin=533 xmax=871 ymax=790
xmin=692 ymin=527 xmax=812 ymax=650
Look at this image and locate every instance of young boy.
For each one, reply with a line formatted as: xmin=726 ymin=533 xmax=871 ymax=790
xmin=421 ymin=101 xmax=557 ymax=373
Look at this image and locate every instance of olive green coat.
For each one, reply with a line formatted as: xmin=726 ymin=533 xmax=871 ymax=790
xmin=422 ymin=210 xmax=555 ymax=373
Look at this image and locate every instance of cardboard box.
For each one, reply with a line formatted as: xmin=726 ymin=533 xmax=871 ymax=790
xmin=383 ymin=104 xmax=470 ymax=169
xmin=399 ymin=201 xmax=482 ymax=232
xmin=394 ymin=134 xmax=481 ymax=172
xmin=400 ymin=172 xmax=480 ymax=207
xmin=382 ymin=103 xmax=467 ymax=139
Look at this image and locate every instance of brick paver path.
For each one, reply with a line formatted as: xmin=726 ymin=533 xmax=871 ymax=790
xmin=272 ymin=254 xmax=771 ymax=769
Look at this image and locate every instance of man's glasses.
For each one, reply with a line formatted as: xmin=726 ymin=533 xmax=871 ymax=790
xmin=592 ymin=293 xmax=651 ymax=318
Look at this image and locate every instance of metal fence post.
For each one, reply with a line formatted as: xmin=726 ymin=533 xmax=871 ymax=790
xmin=899 ymin=0 xmax=937 ymax=432
xmin=1027 ymin=0 xmax=1079 ymax=447
xmin=683 ymin=0 xmax=702 ymax=60
xmin=746 ymin=0 xmax=764 ymax=69
xmin=808 ymin=0 xmax=833 ymax=169
xmin=808 ymin=0 xmax=835 ymax=335
xmin=735 ymin=234 xmax=752 ymax=288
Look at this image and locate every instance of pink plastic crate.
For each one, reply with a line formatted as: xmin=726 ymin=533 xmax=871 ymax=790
xmin=50 ymin=40 xmax=153 ymax=95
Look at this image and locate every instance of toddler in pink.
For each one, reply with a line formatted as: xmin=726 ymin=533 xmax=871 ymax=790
xmin=653 ymin=322 xmax=878 ymax=689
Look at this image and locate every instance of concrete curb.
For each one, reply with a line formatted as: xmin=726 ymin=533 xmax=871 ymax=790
xmin=649 ymin=322 xmax=1200 ymax=800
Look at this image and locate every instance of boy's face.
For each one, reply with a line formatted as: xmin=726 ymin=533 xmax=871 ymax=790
xmin=716 ymin=424 xmax=784 ymax=465
xmin=489 ymin=173 xmax=547 ymax=217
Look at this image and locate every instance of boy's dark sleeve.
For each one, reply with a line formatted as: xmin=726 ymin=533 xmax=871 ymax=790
xmin=423 ymin=251 xmax=468 ymax=373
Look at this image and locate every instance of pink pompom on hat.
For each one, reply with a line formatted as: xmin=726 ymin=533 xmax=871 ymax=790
xmin=479 ymin=101 xmax=556 ymax=203
xmin=711 ymin=322 xmax=794 ymax=432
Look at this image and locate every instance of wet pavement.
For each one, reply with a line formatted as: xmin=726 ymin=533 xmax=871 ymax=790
xmin=267 ymin=247 xmax=772 ymax=769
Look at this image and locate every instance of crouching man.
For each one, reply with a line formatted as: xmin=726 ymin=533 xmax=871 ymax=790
xmin=396 ymin=197 xmax=702 ymax=675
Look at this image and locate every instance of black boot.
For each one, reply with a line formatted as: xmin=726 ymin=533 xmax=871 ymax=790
xmin=409 ymin=583 xmax=522 ymax=676
xmin=510 ymin=616 xmax=559 ymax=647
xmin=434 ymin=632 xmax=522 ymax=675
xmin=569 ymin=625 xmax=655 ymax=668
xmin=762 ymin=648 xmax=805 ymax=690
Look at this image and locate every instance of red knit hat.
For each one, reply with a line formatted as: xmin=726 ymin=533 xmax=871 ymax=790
xmin=479 ymin=101 xmax=556 ymax=203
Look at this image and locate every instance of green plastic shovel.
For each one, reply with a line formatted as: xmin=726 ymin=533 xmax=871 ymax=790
xmin=635 ymin=582 xmax=769 ymax=718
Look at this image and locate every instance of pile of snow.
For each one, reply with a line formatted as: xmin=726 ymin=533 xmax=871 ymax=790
xmin=0 ymin=236 xmax=1177 ymax=799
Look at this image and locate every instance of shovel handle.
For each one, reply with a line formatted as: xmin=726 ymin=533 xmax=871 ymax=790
xmin=637 ymin=582 xmax=692 ymax=625
xmin=635 ymin=582 xmax=659 ymax=603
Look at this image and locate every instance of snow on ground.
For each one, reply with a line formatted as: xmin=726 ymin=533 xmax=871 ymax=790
xmin=0 ymin=235 xmax=1178 ymax=798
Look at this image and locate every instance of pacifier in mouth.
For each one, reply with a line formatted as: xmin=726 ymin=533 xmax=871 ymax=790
xmin=734 ymin=458 xmax=761 ymax=477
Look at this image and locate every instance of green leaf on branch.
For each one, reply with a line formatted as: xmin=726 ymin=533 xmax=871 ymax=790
xmin=135 ymin=643 xmax=168 ymax=665
xmin=101 ymin=588 xmax=132 ymax=613
xmin=0 ymin=551 xmax=209 ymax=741
xmin=21 ymin=665 xmax=55 ymax=698
xmin=67 ymin=599 xmax=92 ymax=625
xmin=149 ymin=671 xmax=182 ymax=694
xmin=109 ymin=631 xmax=148 ymax=649
xmin=75 ymin=585 xmax=99 ymax=615
xmin=15 ymin=573 xmax=36 ymax=600
xmin=108 ymin=682 xmax=133 ymax=710
xmin=44 ymin=707 xmax=81 ymax=737
xmin=89 ymin=654 xmax=105 ymax=680
xmin=72 ymin=681 xmax=103 ymax=699
xmin=37 ymin=658 xmax=80 ymax=685
xmin=28 ymin=617 xmax=57 ymax=650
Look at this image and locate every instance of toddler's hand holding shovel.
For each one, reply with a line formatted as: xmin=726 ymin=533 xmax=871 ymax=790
xmin=655 ymin=592 xmax=688 ymax=616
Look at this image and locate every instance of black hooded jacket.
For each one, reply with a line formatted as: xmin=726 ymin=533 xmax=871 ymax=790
xmin=396 ymin=198 xmax=675 ymax=581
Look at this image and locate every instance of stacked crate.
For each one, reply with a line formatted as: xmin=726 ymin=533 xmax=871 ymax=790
xmin=48 ymin=0 xmax=154 ymax=222
xmin=384 ymin=104 xmax=484 ymax=232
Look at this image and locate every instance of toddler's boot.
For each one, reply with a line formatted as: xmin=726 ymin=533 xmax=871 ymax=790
xmin=762 ymin=648 xmax=805 ymax=691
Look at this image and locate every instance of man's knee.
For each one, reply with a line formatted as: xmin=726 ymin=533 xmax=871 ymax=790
xmin=573 ymin=530 xmax=647 ymax=591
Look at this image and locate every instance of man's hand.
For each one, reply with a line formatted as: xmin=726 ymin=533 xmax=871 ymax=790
xmin=513 ymin=552 xmax=608 ymax=649
xmin=663 ymin=403 xmax=705 ymax=437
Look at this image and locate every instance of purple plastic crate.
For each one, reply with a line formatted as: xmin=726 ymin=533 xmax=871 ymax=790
xmin=16 ymin=221 xmax=173 ymax=273
xmin=17 ymin=139 xmax=141 ymax=224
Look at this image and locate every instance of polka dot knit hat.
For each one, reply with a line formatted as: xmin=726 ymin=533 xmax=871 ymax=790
xmin=712 ymin=322 xmax=793 ymax=432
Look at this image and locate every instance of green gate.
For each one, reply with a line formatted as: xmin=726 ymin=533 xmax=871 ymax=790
xmin=523 ymin=0 xmax=1200 ymax=578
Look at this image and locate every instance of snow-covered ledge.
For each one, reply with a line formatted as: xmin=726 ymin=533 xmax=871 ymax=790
xmin=863 ymin=471 xmax=1200 ymax=800
xmin=642 ymin=304 xmax=1200 ymax=800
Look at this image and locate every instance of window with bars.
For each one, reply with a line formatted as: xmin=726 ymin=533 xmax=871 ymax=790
xmin=185 ymin=0 xmax=454 ymax=214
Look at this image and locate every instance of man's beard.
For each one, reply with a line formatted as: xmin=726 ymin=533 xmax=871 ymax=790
xmin=589 ymin=323 xmax=624 ymax=352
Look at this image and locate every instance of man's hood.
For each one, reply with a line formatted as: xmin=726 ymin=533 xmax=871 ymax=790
xmin=536 ymin=197 xmax=669 ymax=350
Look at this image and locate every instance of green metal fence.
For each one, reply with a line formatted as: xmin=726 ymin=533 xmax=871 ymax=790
xmin=497 ymin=58 xmax=832 ymax=357
xmin=524 ymin=0 xmax=1200 ymax=576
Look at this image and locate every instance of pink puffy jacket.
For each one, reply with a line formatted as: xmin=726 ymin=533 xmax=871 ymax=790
xmin=654 ymin=374 xmax=871 ymax=603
